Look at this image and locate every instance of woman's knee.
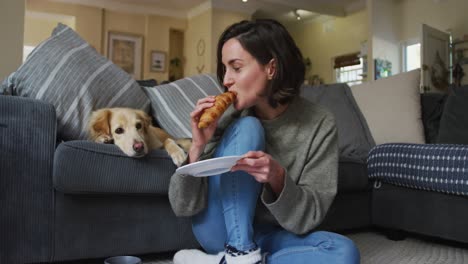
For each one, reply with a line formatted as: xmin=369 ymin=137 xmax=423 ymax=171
xmin=217 ymin=117 xmax=265 ymax=156
xmin=192 ymin=219 xmax=226 ymax=254
xmin=312 ymin=231 xmax=360 ymax=263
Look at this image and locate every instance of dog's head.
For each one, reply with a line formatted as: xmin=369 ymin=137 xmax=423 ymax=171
xmin=88 ymin=108 xmax=152 ymax=157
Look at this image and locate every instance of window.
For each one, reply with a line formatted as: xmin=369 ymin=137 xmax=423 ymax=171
xmin=334 ymin=52 xmax=364 ymax=86
xmin=402 ymin=42 xmax=420 ymax=72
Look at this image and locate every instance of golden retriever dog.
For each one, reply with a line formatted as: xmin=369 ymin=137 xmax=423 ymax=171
xmin=88 ymin=108 xmax=191 ymax=167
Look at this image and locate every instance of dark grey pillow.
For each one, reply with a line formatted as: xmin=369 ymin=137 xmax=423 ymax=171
xmin=2 ymin=23 xmax=149 ymax=141
xmin=437 ymin=85 xmax=468 ymax=144
xmin=301 ymin=83 xmax=375 ymax=160
xmin=421 ymin=93 xmax=447 ymax=143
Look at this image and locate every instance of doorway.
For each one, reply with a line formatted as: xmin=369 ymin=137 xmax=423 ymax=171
xmin=169 ymin=29 xmax=184 ymax=81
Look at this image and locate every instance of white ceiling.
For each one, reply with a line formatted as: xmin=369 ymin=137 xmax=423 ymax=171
xmin=51 ymin=0 xmax=365 ymax=22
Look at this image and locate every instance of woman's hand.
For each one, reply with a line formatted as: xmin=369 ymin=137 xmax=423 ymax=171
xmin=231 ymin=151 xmax=285 ymax=195
xmin=188 ymin=96 xmax=217 ymax=163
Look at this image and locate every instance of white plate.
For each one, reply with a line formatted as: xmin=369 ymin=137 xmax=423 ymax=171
xmin=175 ymin=155 xmax=243 ymax=177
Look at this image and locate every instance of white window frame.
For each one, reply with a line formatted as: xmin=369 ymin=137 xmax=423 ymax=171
xmin=334 ymin=57 xmax=364 ymax=86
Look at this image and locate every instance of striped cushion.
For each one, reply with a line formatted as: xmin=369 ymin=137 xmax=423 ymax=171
xmin=1 ymin=23 xmax=149 ymax=140
xmin=368 ymin=143 xmax=468 ymax=196
xmin=141 ymin=74 xmax=224 ymax=138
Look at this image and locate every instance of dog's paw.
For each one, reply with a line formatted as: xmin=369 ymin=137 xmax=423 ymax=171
xmin=170 ymin=150 xmax=187 ymax=167
xmin=165 ymin=138 xmax=188 ymax=167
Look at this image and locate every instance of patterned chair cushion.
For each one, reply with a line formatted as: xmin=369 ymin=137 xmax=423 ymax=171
xmin=368 ymin=143 xmax=468 ymax=196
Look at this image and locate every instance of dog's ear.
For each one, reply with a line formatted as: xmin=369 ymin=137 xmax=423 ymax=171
xmin=88 ymin=109 xmax=112 ymax=140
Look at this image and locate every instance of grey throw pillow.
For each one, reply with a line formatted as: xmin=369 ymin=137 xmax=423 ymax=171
xmin=141 ymin=74 xmax=224 ymax=138
xmin=2 ymin=23 xmax=149 ymax=140
xmin=301 ymin=83 xmax=375 ymax=160
xmin=437 ymin=85 xmax=468 ymax=144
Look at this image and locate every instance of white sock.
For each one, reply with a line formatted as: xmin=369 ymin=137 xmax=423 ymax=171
xmin=173 ymin=249 xmax=224 ymax=264
xmin=225 ymin=248 xmax=262 ymax=264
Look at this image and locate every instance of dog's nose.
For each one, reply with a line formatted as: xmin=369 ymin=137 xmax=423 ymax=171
xmin=133 ymin=142 xmax=144 ymax=153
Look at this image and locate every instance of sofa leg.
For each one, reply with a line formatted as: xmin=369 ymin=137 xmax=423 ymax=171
xmin=384 ymin=228 xmax=407 ymax=241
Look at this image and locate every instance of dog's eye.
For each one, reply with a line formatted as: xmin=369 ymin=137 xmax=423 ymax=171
xmin=115 ymin=127 xmax=124 ymax=134
xmin=136 ymin=123 xmax=142 ymax=130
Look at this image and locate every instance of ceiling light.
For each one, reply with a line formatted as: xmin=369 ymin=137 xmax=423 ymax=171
xmin=294 ymin=9 xmax=301 ymax=20
xmin=242 ymin=0 xmax=248 ymax=2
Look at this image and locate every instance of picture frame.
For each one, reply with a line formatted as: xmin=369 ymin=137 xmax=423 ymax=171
xmin=150 ymin=50 xmax=167 ymax=72
xmin=107 ymin=31 xmax=143 ymax=79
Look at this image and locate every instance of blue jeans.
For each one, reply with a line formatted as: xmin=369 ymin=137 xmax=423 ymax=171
xmin=192 ymin=117 xmax=360 ymax=264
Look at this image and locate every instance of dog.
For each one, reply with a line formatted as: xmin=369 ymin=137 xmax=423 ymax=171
xmin=88 ymin=107 xmax=191 ymax=167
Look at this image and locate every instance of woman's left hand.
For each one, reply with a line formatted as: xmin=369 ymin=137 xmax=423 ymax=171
xmin=231 ymin=151 xmax=285 ymax=194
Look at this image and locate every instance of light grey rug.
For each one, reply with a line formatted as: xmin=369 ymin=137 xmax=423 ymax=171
xmin=141 ymin=231 xmax=468 ymax=264
xmin=68 ymin=231 xmax=468 ymax=264
xmin=349 ymin=231 xmax=468 ymax=264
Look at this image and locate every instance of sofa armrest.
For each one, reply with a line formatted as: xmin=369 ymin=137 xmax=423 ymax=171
xmin=54 ymin=141 xmax=177 ymax=195
xmin=0 ymin=95 xmax=56 ymax=263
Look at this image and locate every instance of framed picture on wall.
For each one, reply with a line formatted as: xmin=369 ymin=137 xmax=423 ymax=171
xmin=150 ymin=50 xmax=167 ymax=72
xmin=107 ymin=31 xmax=143 ymax=79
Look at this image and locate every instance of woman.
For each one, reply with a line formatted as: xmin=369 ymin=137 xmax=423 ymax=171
xmin=169 ymin=19 xmax=360 ymax=264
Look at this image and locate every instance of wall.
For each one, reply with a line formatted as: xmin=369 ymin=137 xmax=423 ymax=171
xmin=24 ymin=11 xmax=75 ymax=47
xmin=25 ymin=0 xmax=187 ymax=82
xmin=398 ymin=0 xmax=468 ymax=42
xmin=184 ymin=6 xmax=249 ymax=77
xmin=26 ymin=0 xmax=102 ymax=52
xmin=103 ymin=10 xmax=186 ymax=81
xmin=0 ymin=0 xmax=25 ymax=80
xmin=211 ymin=9 xmax=250 ymax=74
xmin=288 ymin=10 xmax=368 ymax=84
xmin=370 ymin=0 xmax=401 ymax=79
xmin=184 ymin=9 xmax=212 ymax=77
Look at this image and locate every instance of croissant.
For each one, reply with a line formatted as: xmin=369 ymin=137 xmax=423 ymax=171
xmin=198 ymin=91 xmax=237 ymax=129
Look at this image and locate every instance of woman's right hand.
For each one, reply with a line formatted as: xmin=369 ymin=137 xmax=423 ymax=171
xmin=188 ymin=96 xmax=217 ymax=163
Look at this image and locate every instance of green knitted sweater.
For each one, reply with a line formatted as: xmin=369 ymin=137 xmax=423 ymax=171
xmin=168 ymin=97 xmax=338 ymax=235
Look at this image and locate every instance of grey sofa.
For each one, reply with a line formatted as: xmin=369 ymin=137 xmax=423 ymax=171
xmin=0 ymin=80 xmax=373 ymax=263
xmin=370 ymin=90 xmax=468 ymax=244
xmin=0 ymin=95 xmax=198 ymax=263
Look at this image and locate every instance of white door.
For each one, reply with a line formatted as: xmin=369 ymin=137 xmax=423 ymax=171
xmin=421 ymin=24 xmax=451 ymax=93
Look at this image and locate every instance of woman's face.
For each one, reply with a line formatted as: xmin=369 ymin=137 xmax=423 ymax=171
xmin=221 ymin=38 xmax=273 ymax=110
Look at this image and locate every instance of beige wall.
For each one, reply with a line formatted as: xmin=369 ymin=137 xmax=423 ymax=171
xmin=184 ymin=8 xmax=248 ymax=78
xmin=144 ymin=14 xmax=186 ymax=81
xmin=398 ymin=0 xmax=468 ymax=42
xmin=26 ymin=0 xmax=102 ymax=52
xmin=25 ymin=0 xmax=187 ymax=82
xmin=211 ymin=9 xmax=250 ymax=74
xmin=24 ymin=12 xmax=75 ymax=47
xmin=0 ymin=0 xmax=25 ymax=80
xmin=103 ymin=10 xmax=187 ymax=81
xmin=185 ymin=10 xmax=212 ymax=77
xmin=288 ymin=10 xmax=368 ymax=84
xmin=370 ymin=0 xmax=401 ymax=78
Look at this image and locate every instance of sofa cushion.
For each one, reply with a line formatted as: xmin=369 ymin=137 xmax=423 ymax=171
xmin=53 ymin=141 xmax=175 ymax=195
xmin=338 ymin=157 xmax=369 ymax=192
xmin=301 ymin=83 xmax=375 ymax=161
xmin=421 ymin=93 xmax=447 ymax=143
xmin=437 ymin=85 xmax=468 ymax=144
xmin=351 ymin=69 xmax=425 ymax=145
xmin=141 ymin=74 xmax=224 ymax=138
xmin=1 ymin=23 xmax=149 ymax=141
xmin=368 ymin=143 xmax=468 ymax=196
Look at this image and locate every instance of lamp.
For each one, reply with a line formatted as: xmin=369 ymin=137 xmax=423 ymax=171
xmin=294 ymin=9 xmax=301 ymax=20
